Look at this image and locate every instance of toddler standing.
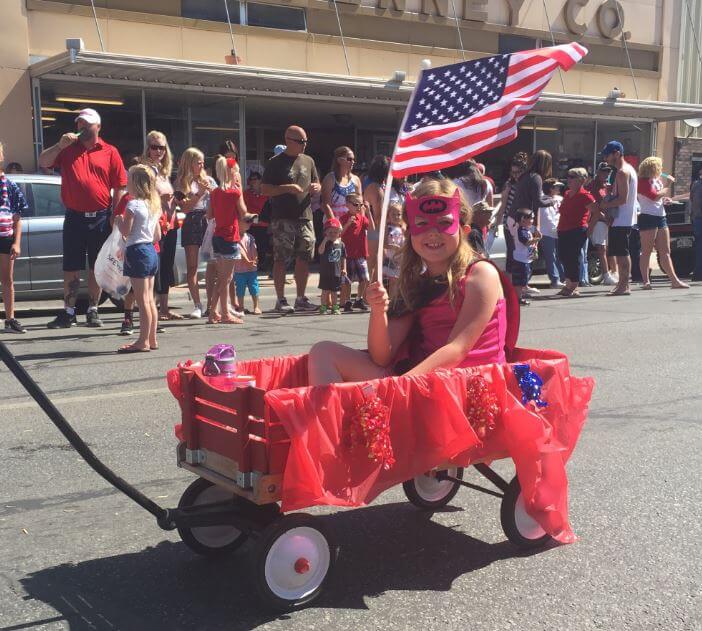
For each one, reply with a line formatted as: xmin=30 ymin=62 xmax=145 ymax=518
xmin=317 ymin=217 xmax=346 ymax=315
xmin=233 ymin=214 xmax=261 ymax=314
xmin=340 ymin=192 xmax=373 ymax=311
xmin=511 ymin=208 xmax=541 ymax=305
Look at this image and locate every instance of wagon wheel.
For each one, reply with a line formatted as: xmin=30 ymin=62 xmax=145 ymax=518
xmin=403 ymin=467 xmax=464 ymax=510
xmin=251 ymin=513 xmax=337 ymax=612
xmin=177 ymin=478 xmax=249 ymax=557
xmin=500 ymin=476 xmax=553 ymax=549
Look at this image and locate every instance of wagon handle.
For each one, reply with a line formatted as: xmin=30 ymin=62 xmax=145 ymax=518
xmin=0 ymin=342 xmax=173 ymax=528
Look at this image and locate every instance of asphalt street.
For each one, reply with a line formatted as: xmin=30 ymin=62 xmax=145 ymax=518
xmin=0 ymin=274 xmax=700 ymax=631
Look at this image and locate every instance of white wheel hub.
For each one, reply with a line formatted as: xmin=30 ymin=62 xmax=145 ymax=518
xmin=264 ymin=526 xmax=330 ymax=600
xmin=190 ymin=485 xmax=242 ymax=548
xmin=514 ymin=492 xmax=546 ymax=540
xmin=414 ymin=468 xmax=459 ymax=502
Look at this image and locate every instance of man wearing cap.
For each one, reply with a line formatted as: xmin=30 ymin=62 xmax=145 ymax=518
xmin=586 ymin=162 xmax=618 ymax=286
xmin=261 ymin=126 xmax=321 ymax=313
xmin=39 ymin=108 xmax=127 ymax=328
xmin=596 ymin=141 xmax=638 ymax=295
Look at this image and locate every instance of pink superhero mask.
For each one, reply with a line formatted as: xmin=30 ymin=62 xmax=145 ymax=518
xmin=405 ymin=190 xmax=462 ymax=236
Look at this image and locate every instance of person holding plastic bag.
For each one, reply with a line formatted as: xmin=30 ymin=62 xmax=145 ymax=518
xmin=94 ymin=204 xmax=131 ymax=304
xmin=308 ymin=178 xmax=506 ymax=384
xmin=114 ymin=165 xmax=162 ymax=353
xmin=206 ymin=156 xmax=247 ymax=324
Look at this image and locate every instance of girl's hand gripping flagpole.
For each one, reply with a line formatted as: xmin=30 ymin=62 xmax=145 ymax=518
xmin=375 ymin=66 xmax=425 ymax=283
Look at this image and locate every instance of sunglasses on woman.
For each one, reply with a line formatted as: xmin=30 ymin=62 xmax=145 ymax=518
xmin=150 ymin=145 xmax=166 ymax=152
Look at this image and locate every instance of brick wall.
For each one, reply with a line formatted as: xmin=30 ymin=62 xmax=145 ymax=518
xmin=673 ymin=137 xmax=702 ymax=194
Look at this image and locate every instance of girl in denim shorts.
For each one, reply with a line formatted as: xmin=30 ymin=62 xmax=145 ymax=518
xmin=115 ymin=165 xmax=162 ymax=353
xmin=207 ymin=156 xmax=247 ymax=324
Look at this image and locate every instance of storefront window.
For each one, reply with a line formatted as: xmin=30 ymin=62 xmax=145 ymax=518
xmin=534 ymin=117 xmax=596 ymax=179
xmin=39 ymin=81 xmax=143 ymax=165
xmin=145 ymin=90 xmax=189 ymax=163
xmin=596 ymin=121 xmax=652 ymax=171
xmin=190 ymin=95 xmax=241 ymax=171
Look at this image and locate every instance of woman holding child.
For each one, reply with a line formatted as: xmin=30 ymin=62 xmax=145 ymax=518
xmin=321 ymin=146 xmax=363 ymax=221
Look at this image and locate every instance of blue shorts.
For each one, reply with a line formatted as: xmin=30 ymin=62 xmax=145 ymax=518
xmin=124 ymin=243 xmax=158 ymax=278
xmin=212 ymin=236 xmax=240 ymax=259
xmin=511 ymin=261 xmax=531 ymax=287
xmin=234 ymin=270 xmax=259 ymax=297
xmin=637 ymin=214 xmax=667 ymax=231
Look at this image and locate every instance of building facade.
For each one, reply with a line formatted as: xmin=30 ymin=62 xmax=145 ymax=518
xmin=1 ymin=0 xmax=701 ymax=188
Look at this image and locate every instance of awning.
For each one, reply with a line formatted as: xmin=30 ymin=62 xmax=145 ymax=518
xmin=30 ymin=48 xmax=702 ymax=122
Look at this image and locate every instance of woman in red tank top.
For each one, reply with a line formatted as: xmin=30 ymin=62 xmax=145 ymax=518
xmin=308 ymin=178 xmax=507 ymax=385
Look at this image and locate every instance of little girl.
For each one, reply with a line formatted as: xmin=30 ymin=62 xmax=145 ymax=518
xmin=382 ymin=203 xmax=406 ymax=298
xmin=233 ymin=214 xmax=261 ymax=314
xmin=116 ymin=165 xmax=162 ymax=353
xmin=207 ymin=156 xmax=247 ymax=324
xmin=308 ymin=178 xmax=505 ymax=384
xmin=317 ymin=217 xmax=347 ymax=315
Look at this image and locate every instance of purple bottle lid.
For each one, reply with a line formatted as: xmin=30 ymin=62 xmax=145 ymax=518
xmin=202 ymin=344 xmax=237 ymax=376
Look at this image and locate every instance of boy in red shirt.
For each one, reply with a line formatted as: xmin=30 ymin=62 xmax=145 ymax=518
xmin=340 ymin=192 xmax=375 ymax=312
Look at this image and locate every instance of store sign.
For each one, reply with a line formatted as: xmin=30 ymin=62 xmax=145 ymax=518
xmin=337 ymin=0 xmax=628 ymax=40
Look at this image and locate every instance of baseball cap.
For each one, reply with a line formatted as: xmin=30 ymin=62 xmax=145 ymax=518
xmin=75 ymin=108 xmax=101 ymax=125
xmin=324 ymin=217 xmax=341 ymax=230
xmin=601 ymin=140 xmax=624 ymax=156
xmin=273 ymin=144 xmax=286 ymax=156
xmin=597 ymin=161 xmax=613 ymax=172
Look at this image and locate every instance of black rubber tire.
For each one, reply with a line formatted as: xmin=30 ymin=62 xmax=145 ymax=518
xmin=252 ymin=513 xmax=337 ymax=612
xmin=670 ymin=249 xmax=694 ymax=278
xmin=500 ymin=476 xmax=553 ymax=549
xmin=177 ymin=478 xmax=248 ymax=557
xmin=588 ymin=252 xmax=604 ymax=285
xmin=402 ymin=467 xmax=464 ymax=510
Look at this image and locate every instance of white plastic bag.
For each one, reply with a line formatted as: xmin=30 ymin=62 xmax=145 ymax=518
xmin=94 ymin=226 xmax=131 ymax=299
xmin=200 ymin=218 xmax=215 ymax=263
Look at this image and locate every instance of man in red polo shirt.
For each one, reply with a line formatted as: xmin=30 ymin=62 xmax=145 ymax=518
xmin=38 ymin=108 xmax=127 ymax=328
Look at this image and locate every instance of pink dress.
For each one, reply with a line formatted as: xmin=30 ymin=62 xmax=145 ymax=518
xmin=402 ymin=265 xmax=507 ymax=371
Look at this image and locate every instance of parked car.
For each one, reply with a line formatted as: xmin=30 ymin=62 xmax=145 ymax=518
xmin=2 ymin=173 xmax=200 ymax=312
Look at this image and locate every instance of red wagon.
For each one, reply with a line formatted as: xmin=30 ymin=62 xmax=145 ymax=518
xmin=168 ymin=347 xmax=593 ymax=611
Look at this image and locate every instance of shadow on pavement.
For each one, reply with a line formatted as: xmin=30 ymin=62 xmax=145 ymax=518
xmin=19 ymin=501 xmax=550 ymax=630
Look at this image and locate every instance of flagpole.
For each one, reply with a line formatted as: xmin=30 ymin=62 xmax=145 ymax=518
xmin=376 ymin=62 xmax=428 ymax=284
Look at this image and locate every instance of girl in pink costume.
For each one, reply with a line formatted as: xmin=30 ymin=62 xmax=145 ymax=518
xmin=309 ymin=178 xmax=507 ymax=385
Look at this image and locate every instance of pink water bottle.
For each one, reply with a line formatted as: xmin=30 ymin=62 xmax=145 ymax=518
xmin=202 ymin=344 xmax=238 ymax=390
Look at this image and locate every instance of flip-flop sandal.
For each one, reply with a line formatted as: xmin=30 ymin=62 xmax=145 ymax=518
xmin=167 ymin=312 xmax=184 ymax=320
xmin=117 ymin=345 xmax=150 ymax=354
xmin=671 ymin=284 xmax=690 ymax=289
xmin=150 ymin=345 xmax=159 ymax=350
xmin=608 ymin=289 xmax=631 ymax=296
xmin=641 ymin=283 xmax=653 ymax=290
xmin=220 ymin=318 xmax=244 ymax=324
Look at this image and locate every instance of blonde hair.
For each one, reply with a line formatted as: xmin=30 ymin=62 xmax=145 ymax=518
xmin=175 ymin=147 xmax=207 ymax=194
xmin=140 ymin=130 xmax=172 ymax=178
xmin=567 ymin=167 xmax=588 ymax=180
xmin=395 ymin=178 xmax=475 ymax=311
xmin=638 ymin=156 xmax=663 ymax=179
xmin=128 ymin=164 xmax=161 ymax=218
xmin=214 ymin=155 xmax=239 ymax=190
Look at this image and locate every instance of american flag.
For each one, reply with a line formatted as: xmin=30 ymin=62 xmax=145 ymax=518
xmin=390 ymin=43 xmax=588 ymax=177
